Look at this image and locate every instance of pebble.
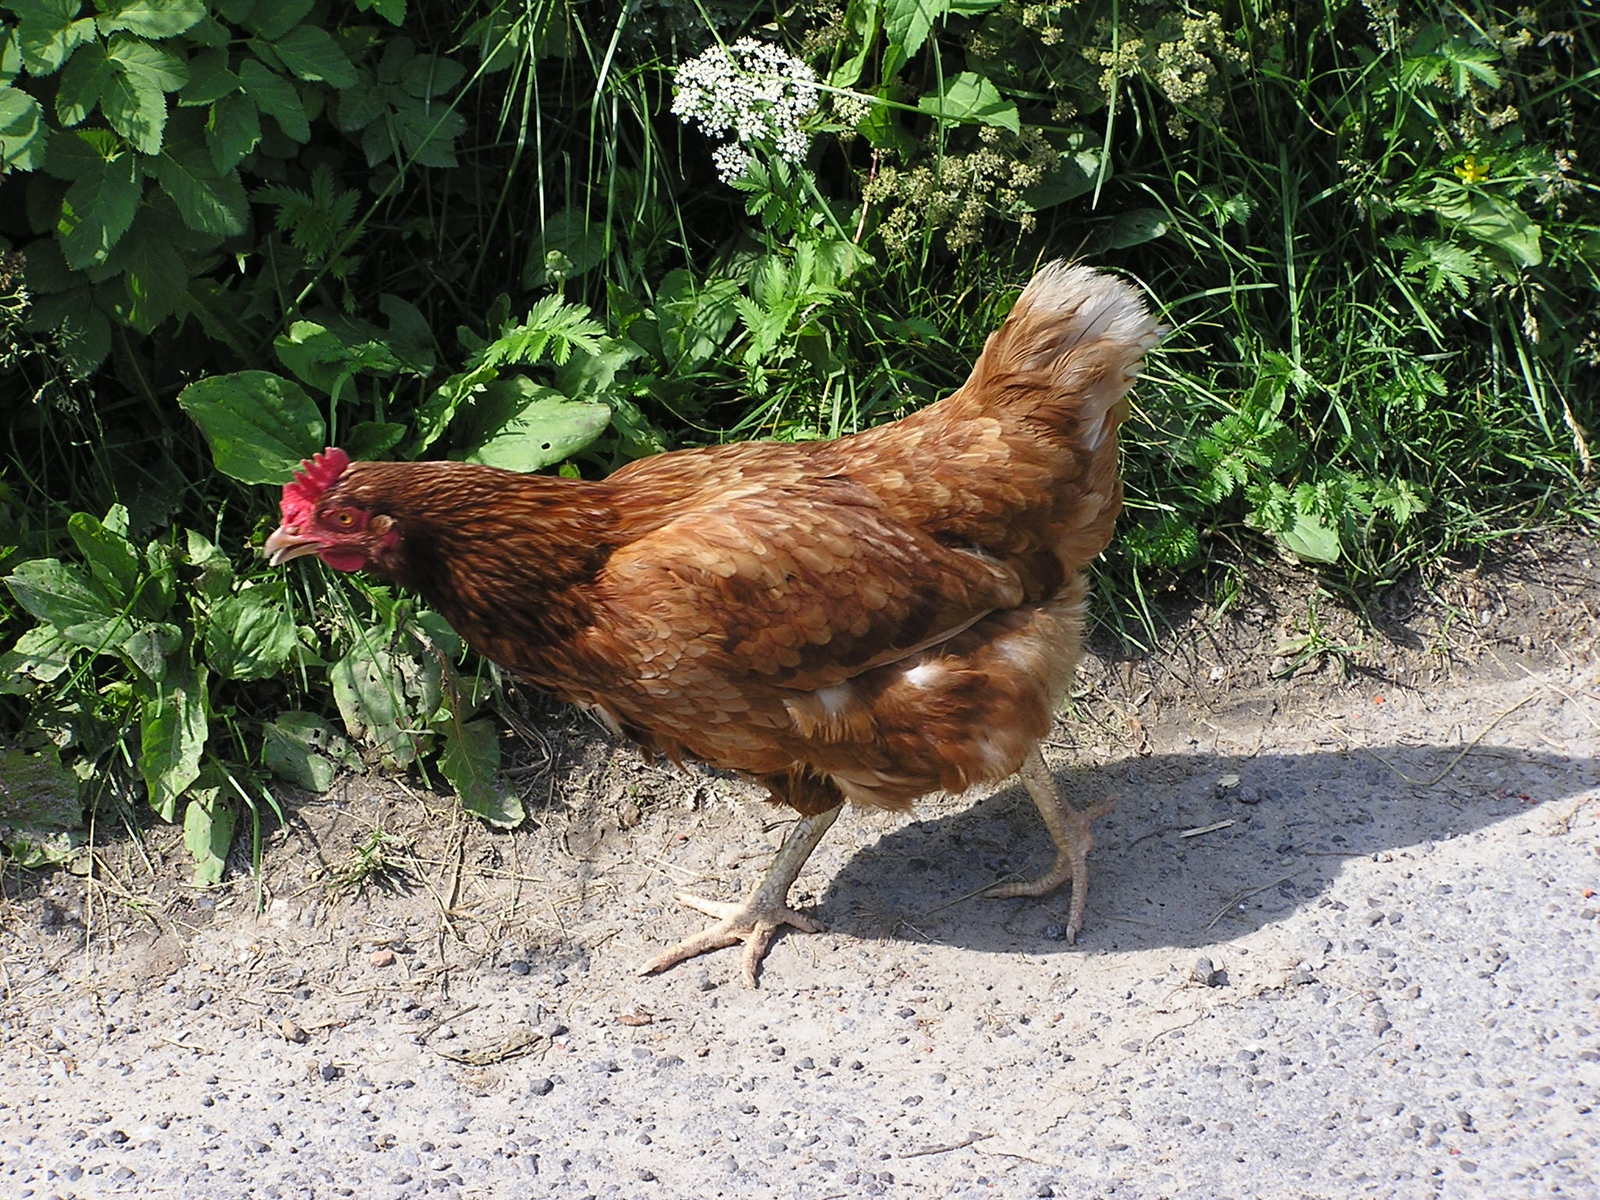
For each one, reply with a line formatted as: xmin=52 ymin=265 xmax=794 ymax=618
xmin=370 ymin=950 xmax=397 ymax=968
xmin=1191 ymin=958 xmax=1220 ymax=987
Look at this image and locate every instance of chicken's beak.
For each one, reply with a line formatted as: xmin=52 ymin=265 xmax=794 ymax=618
xmin=264 ymin=524 xmax=322 ymax=566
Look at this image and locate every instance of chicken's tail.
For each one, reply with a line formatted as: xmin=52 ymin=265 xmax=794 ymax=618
xmin=951 ymin=261 xmax=1163 ymax=452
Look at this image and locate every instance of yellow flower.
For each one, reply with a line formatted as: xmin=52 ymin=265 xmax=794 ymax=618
xmin=1455 ymin=156 xmax=1490 ymax=184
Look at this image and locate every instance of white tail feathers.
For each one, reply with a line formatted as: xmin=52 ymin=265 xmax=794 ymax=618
xmin=1007 ymin=261 xmax=1163 ymax=372
xmin=956 ymin=261 xmax=1164 ymax=453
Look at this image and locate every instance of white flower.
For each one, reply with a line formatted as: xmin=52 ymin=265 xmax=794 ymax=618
xmin=672 ymin=37 xmax=818 ymax=183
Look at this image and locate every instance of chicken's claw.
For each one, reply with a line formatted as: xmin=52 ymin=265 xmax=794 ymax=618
xmin=984 ymin=748 xmax=1116 ymax=942
xmin=640 ymin=806 xmax=842 ymax=988
xmin=640 ymin=893 xmax=826 ymax=987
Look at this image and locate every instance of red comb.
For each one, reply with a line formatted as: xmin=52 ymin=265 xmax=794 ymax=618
xmin=280 ymin=448 xmax=350 ymax=527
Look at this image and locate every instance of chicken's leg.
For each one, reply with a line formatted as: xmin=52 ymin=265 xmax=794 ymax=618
xmin=984 ymin=746 xmax=1114 ymax=942
xmin=641 ymin=805 xmax=841 ymax=987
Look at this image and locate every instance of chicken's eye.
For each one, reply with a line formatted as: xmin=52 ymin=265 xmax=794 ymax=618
xmin=333 ymin=510 xmax=354 ymax=528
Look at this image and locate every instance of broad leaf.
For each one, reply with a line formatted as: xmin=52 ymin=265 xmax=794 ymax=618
xmin=3 ymin=557 xmax=125 ymax=645
xmin=243 ymin=0 xmax=310 ymax=40
xmin=178 ymin=49 xmax=238 ymax=105
xmin=456 ymin=379 xmax=610 ymax=470
xmin=262 ymin=711 xmax=347 ymax=793
xmin=182 ymin=782 xmax=234 ymax=886
xmin=916 ymin=71 xmax=1019 ymax=133
xmin=152 ymin=141 xmax=246 ymax=234
xmin=274 ymin=24 xmax=355 ymax=87
xmin=140 ymin=662 xmax=207 ymax=821
xmin=101 ymin=35 xmax=184 ymax=151
xmin=0 ymin=625 xmax=75 ymax=692
xmin=206 ymin=91 xmax=259 ymax=172
xmin=437 ymin=718 xmax=524 ymax=828
xmin=54 ymin=39 xmax=112 ymax=126
xmin=883 ymin=0 xmax=947 ymax=78
xmin=0 ymin=749 xmax=85 ymax=868
xmin=96 ymin=0 xmax=205 ymax=38
xmin=239 ymin=56 xmax=308 ymax=141
xmin=0 ymin=85 xmax=45 ymax=170
xmin=13 ymin=0 xmax=96 ymax=75
xmin=119 ymin=620 xmax=181 ymax=681
xmin=331 ymin=640 xmax=417 ymax=769
xmin=56 ymin=149 xmax=141 ymax=267
xmin=177 ymin=370 xmax=326 ymax=484
xmin=203 ymin=585 xmax=296 ymax=680
xmin=67 ymin=507 xmax=141 ymax=600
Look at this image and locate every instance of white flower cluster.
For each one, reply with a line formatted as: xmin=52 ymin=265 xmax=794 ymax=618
xmin=672 ymin=37 xmax=818 ymax=182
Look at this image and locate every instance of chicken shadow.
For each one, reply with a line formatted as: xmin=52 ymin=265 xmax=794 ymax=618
xmin=811 ymin=741 xmax=1598 ymax=955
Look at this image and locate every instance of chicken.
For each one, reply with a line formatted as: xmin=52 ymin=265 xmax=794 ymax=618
xmin=264 ymin=262 xmax=1161 ymax=984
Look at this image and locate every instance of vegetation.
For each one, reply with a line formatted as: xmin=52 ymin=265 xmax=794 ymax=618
xmin=0 ymin=0 xmax=1594 ymax=873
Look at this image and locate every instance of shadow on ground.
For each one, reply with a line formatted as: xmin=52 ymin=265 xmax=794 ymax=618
xmin=813 ymin=741 xmax=1597 ymax=956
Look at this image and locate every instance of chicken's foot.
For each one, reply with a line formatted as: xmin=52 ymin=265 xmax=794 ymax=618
xmin=640 ymin=805 xmax=841 ymax=987
xmin=984 ymin=746 xmax=1114 ymax=942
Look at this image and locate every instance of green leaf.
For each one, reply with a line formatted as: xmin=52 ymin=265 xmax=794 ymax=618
xmin=273 ymin=24 xmax=355 ymax=87
xmin=67 ymin=506 xmax=140 ymax=600
xmin=883 ymin=0 xmax=947 ymax=78
xmin=206 ymin=91 xmax=258 ymax=172
xmin=346 ymin=420 xmax=406 ymax=459
xmin=203 ymin=584 xmax=296 ymax=680
xmin=437 ymin=718 xmax=523 ymax=828
xmin=1099 ymin=207 xmax=1169 ymax=251
xmin=56 ymin=147 xmax=141 ymax=267
xmin=177 ymin=370 xmax=326 ymax=484
xmin=139 ymin=661 xmax=207 ymax=821
xmin=182 ymin=781 xmax=233 ymax=886
xmin=152 ymin=142 xmax=246 ymax=234
xmin=12 ymin=0 xmax=96 ymax=75
xmin=332 ymin=73 xmax=382 ymax=131
xmin=916 ymin=72 xmax=1018 ymax=133
xmin=1276 ymin=511 xmax=1341 ymax=563
xmin=54 ymin=39 xmax=112 ymax=126
xmin=239 ymin=56 xmax=308 ymax=141
xmin=178 ymin=48 xmax=238 ymax=105
xmin=109 ymin=205 xmax=195 ymax=330
xmin=262 ymin=711 xmax=350 ymax=792
xmin=355 ymin=0 xmax=405 ymax=22
xmin=830 ymin=0 xmax=878 ymax=88
xmin=0 ymin=85 xmax=45 ymax=170
xmin=0 ymin=749 xmax=85 ymax=868
xmin=456 ymin=379 xmax=611 ymax=471
xmin=101 ymin=35 xmax=182 ymax=151
xmin=523 ymin=207 xmax=606 ymax=287
xmin=398 ymin=52 xmax=462 ymax=98
xmin=242 ymin=0 xmax=309 ymax=40
xmin=119 ymin=620 xmax=180 ymax=681
xmin=107 ymin=32 xmax=186 ymax=89
xmin=331 ymin=640 xmax=417 ymax=769
xmin=184 ymin=528 xmax=235 ymax=600
xmin=96 ymin=0 xmax=204 ymax=38
xmin=0 ymin=625 xmax=76 ymax=692
xmin=3 ymin=557 xmax=122 ymax=637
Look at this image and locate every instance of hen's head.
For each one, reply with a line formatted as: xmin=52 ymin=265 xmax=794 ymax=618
xmin=265 ymin=448 xmax=399 ymax=573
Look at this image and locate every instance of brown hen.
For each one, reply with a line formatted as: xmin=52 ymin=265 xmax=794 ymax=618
xmin=265 ymin=262 xmax=1161 ymax=984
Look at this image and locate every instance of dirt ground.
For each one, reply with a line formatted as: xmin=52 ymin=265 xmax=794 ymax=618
xmin=2 ymin=534 xmax=1598 ymax=1199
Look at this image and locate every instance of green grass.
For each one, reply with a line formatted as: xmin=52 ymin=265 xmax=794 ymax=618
xmin=0 ymin=0 xmax=1594 ymax=873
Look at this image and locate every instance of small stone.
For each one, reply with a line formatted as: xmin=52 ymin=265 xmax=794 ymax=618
xmin=370 ymin=949 xmax=396 ymax=968
xmin=1214 ymin=773 xmax=1241 ymax=800
xmin=1043 ymin=922 xmax=1071 ymax=942
xmin=507 ymin=960 xmax=531 ymax=976
xmin=529 ymin=1078 xmax=554 ymax=1097
xmin=1191 ymin=958 xmax=1219 ymax=986
xmin=1288 ymin=969 xmax=1315 ymax=985
xmin=280 ymin=1020 xmax=308 ymax=1044
xmin=320 ymin=1061 xmax=342 ymax=1082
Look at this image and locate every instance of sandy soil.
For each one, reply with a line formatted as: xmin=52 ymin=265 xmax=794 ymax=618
xmin=2 ymin=535 xmax=1597 ymax=1199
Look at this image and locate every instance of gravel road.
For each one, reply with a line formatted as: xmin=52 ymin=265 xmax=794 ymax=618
xmin=2 ymin=647 xmax=1596 ymax=1199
